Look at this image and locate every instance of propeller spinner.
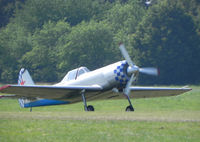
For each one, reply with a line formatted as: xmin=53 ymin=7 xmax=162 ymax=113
xmin=119 ymin=44 xmax=158 ymax=96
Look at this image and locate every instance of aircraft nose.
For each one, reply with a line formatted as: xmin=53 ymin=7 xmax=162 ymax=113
xmin=127 ymin=65 xmax=139 ymax=76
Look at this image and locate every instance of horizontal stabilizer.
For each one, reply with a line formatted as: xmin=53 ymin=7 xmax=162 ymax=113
xmin=0 ymin=94 xmax=16 ymax=99
xmin=18 ymin=99 xmax=69 ymax=108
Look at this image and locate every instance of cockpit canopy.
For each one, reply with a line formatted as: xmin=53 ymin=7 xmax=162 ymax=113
xmin=61 ymin=67 xmax=90 ymax=82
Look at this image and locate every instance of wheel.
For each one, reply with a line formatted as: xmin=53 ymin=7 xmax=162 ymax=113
xmin=126 ymin=106 xmax=134 ymax=111
xmin=87 ymin=105 xmax=94 ymax=111
xmin=126 ymin=105 xmax=134 ymax=112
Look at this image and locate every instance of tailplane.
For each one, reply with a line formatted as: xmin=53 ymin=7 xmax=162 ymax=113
xmin=17 ymin=68 xmax=68 ymax=110
xmin=18 ymin=68 xmax=35 ymax=110
xmin=18 ymin=68 xmax=35 ymax=85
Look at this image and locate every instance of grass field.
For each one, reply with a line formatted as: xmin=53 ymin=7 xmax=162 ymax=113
xmin=0 ymin=86 xmax=200 ymax=142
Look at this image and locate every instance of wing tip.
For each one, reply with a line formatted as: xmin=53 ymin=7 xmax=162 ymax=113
xmin=0 ymin=85 xmax=11 ymax=91
xmin=186 ymin=88 xmax=192 ymax=92
xmin=181 ymin=86 xmax=192 ymax=92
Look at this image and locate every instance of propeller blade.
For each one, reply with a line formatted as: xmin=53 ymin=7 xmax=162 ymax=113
xmin=119 ymin=44 xmax=134 ymax=67
xmin=124 ymin=74 xmax=135 ymax=96
xmin=139 ymin=67 xmax=159 ymax=76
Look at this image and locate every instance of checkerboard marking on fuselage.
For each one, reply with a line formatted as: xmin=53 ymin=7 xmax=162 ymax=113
xmin=114 ymin=61 xmax=129 ymax=85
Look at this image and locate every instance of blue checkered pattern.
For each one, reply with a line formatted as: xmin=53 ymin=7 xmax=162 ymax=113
xmin=114 ymin=61 xmax=129 ymax=85
xmin=18 ymin=68 xmax=26 ymax=85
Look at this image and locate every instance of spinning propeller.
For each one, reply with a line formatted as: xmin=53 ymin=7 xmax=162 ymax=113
xmin=119 ymin=44 xmax=158 ymax=96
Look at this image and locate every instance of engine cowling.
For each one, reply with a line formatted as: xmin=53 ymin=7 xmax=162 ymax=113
xmin=113 ymin=60 xmax=130 ymax=87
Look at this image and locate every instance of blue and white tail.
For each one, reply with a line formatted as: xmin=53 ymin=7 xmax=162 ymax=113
xmin=18 ymin=68 xmax=35 ymax=108
xmin=17 ymin=68 xmax=68 ymax=109
xmin=18 ymin=68 xmax=35 ymax=86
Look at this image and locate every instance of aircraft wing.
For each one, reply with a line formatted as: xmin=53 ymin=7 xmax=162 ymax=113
xmin=128 ymin=86 xmax=191 ymax=98
xmin=0 ymin=85 xmax=191 ymax=102
xmin=68 ymin=86 xmax=192 ymax=100
xmin=0 ymin=85 xmax=103 ymax=103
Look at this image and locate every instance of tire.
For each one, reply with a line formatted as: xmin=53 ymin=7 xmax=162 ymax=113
xmin=126 ymin=105 xmax=134 ymax=112
xmin=87 ymin=105 xmax=94 ymax=111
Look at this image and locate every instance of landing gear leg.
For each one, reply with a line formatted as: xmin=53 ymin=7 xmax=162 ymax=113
xmin=125 ymin=94 xmax=134 ymax=112
xmin=81 ymin=90 xmax=94 ymax=111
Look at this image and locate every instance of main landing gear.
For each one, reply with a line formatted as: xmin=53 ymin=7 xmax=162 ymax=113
xmin=81 ymin=89 xmax=134 ymax=112
xmin=125 ymin=94 xmax=134 ymax=112
xmin=81 ymin=90 xmax=94 ymax=111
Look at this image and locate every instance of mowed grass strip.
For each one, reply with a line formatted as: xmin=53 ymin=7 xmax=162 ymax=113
xmin=0 ymin=111 xmax=200 ymax=122
xmin=0 ymin=85 xmax=200 ymax=142
xmin=0 ymin=119 xmax=199 ymax=142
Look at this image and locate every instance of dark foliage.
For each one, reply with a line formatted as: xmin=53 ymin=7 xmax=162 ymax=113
xmin=0 ymin=0 xmax=199 ymax=85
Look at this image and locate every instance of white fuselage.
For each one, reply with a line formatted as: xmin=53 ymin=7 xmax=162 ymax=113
xmin=55 ymin=61 xmax=131 ymax=89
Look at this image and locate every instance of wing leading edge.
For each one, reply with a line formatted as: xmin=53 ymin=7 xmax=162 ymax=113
xmin=0 ymin=85 xmax=191 ymax=102
xmin=128 ymin=86 xmax=191 ymax=98
xmin=88 ymin=86 xmax=192 ymax=100
xmin=0 ymin=85 xmax=103 ymax=103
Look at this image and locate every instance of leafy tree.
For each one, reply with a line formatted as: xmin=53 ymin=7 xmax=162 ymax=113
xmin=131 ymin=0 xmax=200 ymax=84
xmin=58 ymin=21 xmax=116 ymax=78
xmin=0 ymin=0 xmax=25 ymax=28
xmin=0 ymin=0 xmax=200 ymax=85
xmin=177 ymin=0 xmax=200 ymax=35
xmin=21 ymin=20 xmax=71 ymax=82
xmin=12 ymin=0 xmax=69 ymax=32
xmin=0 ymin=22 xmax=32 ymax=82
xmin=104 ymin=1 xmax=145 ymax=41
xmin=102 ymin=1 xmax=146 ymax=63
xmin=12 ymin=0 xmax=111 ymax=32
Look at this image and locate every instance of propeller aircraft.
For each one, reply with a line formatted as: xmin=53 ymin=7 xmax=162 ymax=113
xmin=0 ymin=44 xmax=191 ymax=111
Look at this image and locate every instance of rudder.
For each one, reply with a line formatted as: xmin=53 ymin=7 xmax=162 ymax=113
xmin=18 ymin=68 xmax=35 ymax=108
xmin=18 ymin=68 xmax=35 ymax=85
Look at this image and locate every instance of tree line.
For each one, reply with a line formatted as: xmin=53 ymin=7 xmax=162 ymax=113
xmin=0 ymin=0 xmax=200 ymax=85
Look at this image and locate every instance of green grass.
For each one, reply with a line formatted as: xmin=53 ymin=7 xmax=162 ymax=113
xmin=1 ymin=119 xmax=199 ymax=142
xmin=0 ymin=86 xmax=200 ymax=142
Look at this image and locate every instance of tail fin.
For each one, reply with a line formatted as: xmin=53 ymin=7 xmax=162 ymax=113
xmin=18 ymin=68 xmax=35 ymax=85
xmin=17 ymin=68 xmax=69 ymax=109
xmin=18 ymin=68 xmax=35 ymax=108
